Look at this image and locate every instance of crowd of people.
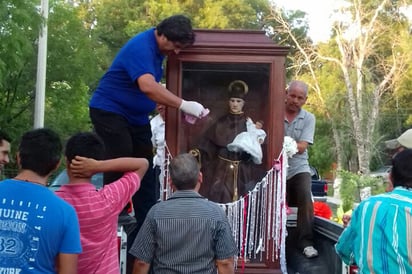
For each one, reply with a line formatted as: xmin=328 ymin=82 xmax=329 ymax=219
xmin=1 ymin=11 xmax=411 ymax=274
xmin=0 ymin=14 xmax=236 ymax=274
xmin=0 ymin=127 xmax=237 ymax=274
xmin=0 ymin=75 xmax=322 ymax=274
xmin=0 ymin=128 xmax=82 ymax=273
xmin=0 ymin=76 xmax=319 ymax=274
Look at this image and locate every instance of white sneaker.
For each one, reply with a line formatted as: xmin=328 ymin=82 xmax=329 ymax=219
xmin=303 ymin=246 xmax=318 ymax=258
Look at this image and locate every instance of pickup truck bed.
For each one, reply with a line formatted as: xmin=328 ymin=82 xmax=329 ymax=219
xmin=287 ymin=216 xmax=344 ymax=274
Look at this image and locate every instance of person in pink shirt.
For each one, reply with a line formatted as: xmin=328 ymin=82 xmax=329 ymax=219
xmin=56 ymin=132 xmax=148 ymax=274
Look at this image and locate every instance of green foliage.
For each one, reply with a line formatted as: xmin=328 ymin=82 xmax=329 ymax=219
xmin=45 ymin=1 xmax=104 ymax=138
xmin=308 ymin=119 xmax=334 ymax=175
xmin=270 ymin=1 xmax=412 ymax=173
xmin=3 ymin=0 xmax=411 ymax=179
xmin=0 ymin=0 xmax=106 ymax=149
xmin=339 ymin=170 xmax=385 ymax=212
xmin=92 ymin=0 xmax=143 ymax=54
xmin=265 ymin=8 xmax=311 ymax=79
xmin=339 ymin=170 xmax=359 ymax=212
xmin=0 ymin=0 xmax=42 ymax=137
xmin=93 ymin=0 xmax=269 ymax=56
xmin=0 ymin=0 xmax=42 ymax=82
xmin=194 ymin=0 xmax=266 ymax=29
xmin=1 ymin=0 xmax=273 ymax=150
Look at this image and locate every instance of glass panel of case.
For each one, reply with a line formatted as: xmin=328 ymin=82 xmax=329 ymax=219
xmin=178 ymin=61 xmax=270 ymax=203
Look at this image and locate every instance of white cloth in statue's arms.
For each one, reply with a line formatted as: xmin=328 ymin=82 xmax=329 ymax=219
xmin=227 ymin=118 xmax=267 ymax=164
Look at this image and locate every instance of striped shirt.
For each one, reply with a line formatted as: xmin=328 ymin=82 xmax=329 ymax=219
xmin=335 ymin=187 xmax=412 ymax=274
xmin=129 ymin=190 xmax=238 ymax=274
xmin=56 ymin=172 xmax=140 ymax=274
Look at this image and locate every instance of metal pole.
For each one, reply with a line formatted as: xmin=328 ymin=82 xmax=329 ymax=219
xmin=34 ymin=0 xmax=49 ymax=129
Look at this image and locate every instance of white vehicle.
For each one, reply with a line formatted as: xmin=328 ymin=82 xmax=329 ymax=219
xmin=369 ymin=165 xmax=392 ymax=181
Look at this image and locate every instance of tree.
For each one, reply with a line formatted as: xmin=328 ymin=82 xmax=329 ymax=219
xmin=45 ymin=0 xmax=105 ymax=139
xmin=0 ymin=0 xmax=42 ymax=138
xmin=0 ymin=0 xmax=105 ymax=144
xmin=268 ymin=0 xmax=412 ymax=173
xmin=91 ymin=0 xmax=270 ymax=59
xmin=2 ymin=0 xmax=273 ymax=144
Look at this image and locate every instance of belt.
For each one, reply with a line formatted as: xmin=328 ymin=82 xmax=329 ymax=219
xmin=218 ymin=156 xmax=241 ymax=201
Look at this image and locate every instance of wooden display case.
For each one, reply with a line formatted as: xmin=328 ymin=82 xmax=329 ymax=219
xmin=165 ymin=29 xmax=288 ymax=272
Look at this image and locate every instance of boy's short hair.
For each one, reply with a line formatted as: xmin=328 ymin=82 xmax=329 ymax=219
xmin=391 ymin=148 xmax=412 ymax=189
xmin=65 ymin=132 xmax=105 ymax=163
xmin=156 ymin=15 xmax=195 ymax=46
xmin=169 ymin=153 xmax=200 ymax=190
xmin=18 ymin=128 xmax=62 ymax=176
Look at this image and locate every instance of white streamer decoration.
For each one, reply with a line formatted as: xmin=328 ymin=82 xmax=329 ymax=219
xmin=161 ymin=137 xmax=297 ymax=273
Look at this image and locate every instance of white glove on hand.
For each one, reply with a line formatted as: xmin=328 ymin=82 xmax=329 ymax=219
xmin=179 ymin=100 xmax=205 ymax=118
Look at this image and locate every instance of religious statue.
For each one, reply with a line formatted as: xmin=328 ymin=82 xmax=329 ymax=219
xmin=193 ymin=80 xmax=266 ymax=203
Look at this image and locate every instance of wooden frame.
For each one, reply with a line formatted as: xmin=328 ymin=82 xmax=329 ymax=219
xmin=166 ymin=29 xmax=288 ymax=272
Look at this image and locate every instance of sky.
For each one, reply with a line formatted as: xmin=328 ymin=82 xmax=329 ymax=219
xmin=273 ymin=0 xmax=347 ymax=42
xmin=273 ymin=0 xmax=412 ymax=43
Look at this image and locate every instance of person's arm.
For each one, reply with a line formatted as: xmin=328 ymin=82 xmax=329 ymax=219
xmin=296 ymin=140 xmax=309 ymax=154
xmin=296 ymin=112 xmax=315 ymax=154
xmin=216 ymin=257 xmax=235 ymax=274
xmin=129 ymin=213 xmax=156 ymax=274
xmin=138 ymin=74 xmax=205 ymax=117
xmin=335 ymin=206 xmax=360 ymax=265
xmin=342 ymin=214 xmax=351 ymax=228
xmin=70 ymin=156 xmax=149 ymax=179
xmin=214 ymin=213 xmax=238 ymax=274
xmin=132 ymin=259 xmax=151 ymax=274
xmin=335 ymin=226 xmax=356 ymax=265
xmin=138 ymin=74 xmax=181 ymax=107
xmin=56 ymin=253 xmax=78 ymax=274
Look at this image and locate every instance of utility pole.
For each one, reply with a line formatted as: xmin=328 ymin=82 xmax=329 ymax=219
xmin=34 ymin=0 xmax=49 ymax=129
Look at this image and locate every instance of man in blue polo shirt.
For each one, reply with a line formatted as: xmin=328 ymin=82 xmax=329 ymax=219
xmin=89 ymin=15 xmax=206 ymax=249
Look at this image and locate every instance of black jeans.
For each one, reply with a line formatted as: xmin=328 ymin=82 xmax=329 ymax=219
xmin=89 ymin=108 xmax=156 ymax=242
xmin=286 ymin=172 xmax=314 ymax=250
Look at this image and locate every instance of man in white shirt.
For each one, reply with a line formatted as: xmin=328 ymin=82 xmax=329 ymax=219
xmin=150 ymin=104 xmax=166 ymax=200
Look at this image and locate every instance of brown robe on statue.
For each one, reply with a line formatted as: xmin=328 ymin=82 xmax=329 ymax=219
xmin=197 ymin=112 xmax=264 ymax=203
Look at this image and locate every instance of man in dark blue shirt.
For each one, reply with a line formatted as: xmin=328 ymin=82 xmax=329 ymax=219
xmin=89 ymin=15 xmax=206 ymax=259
